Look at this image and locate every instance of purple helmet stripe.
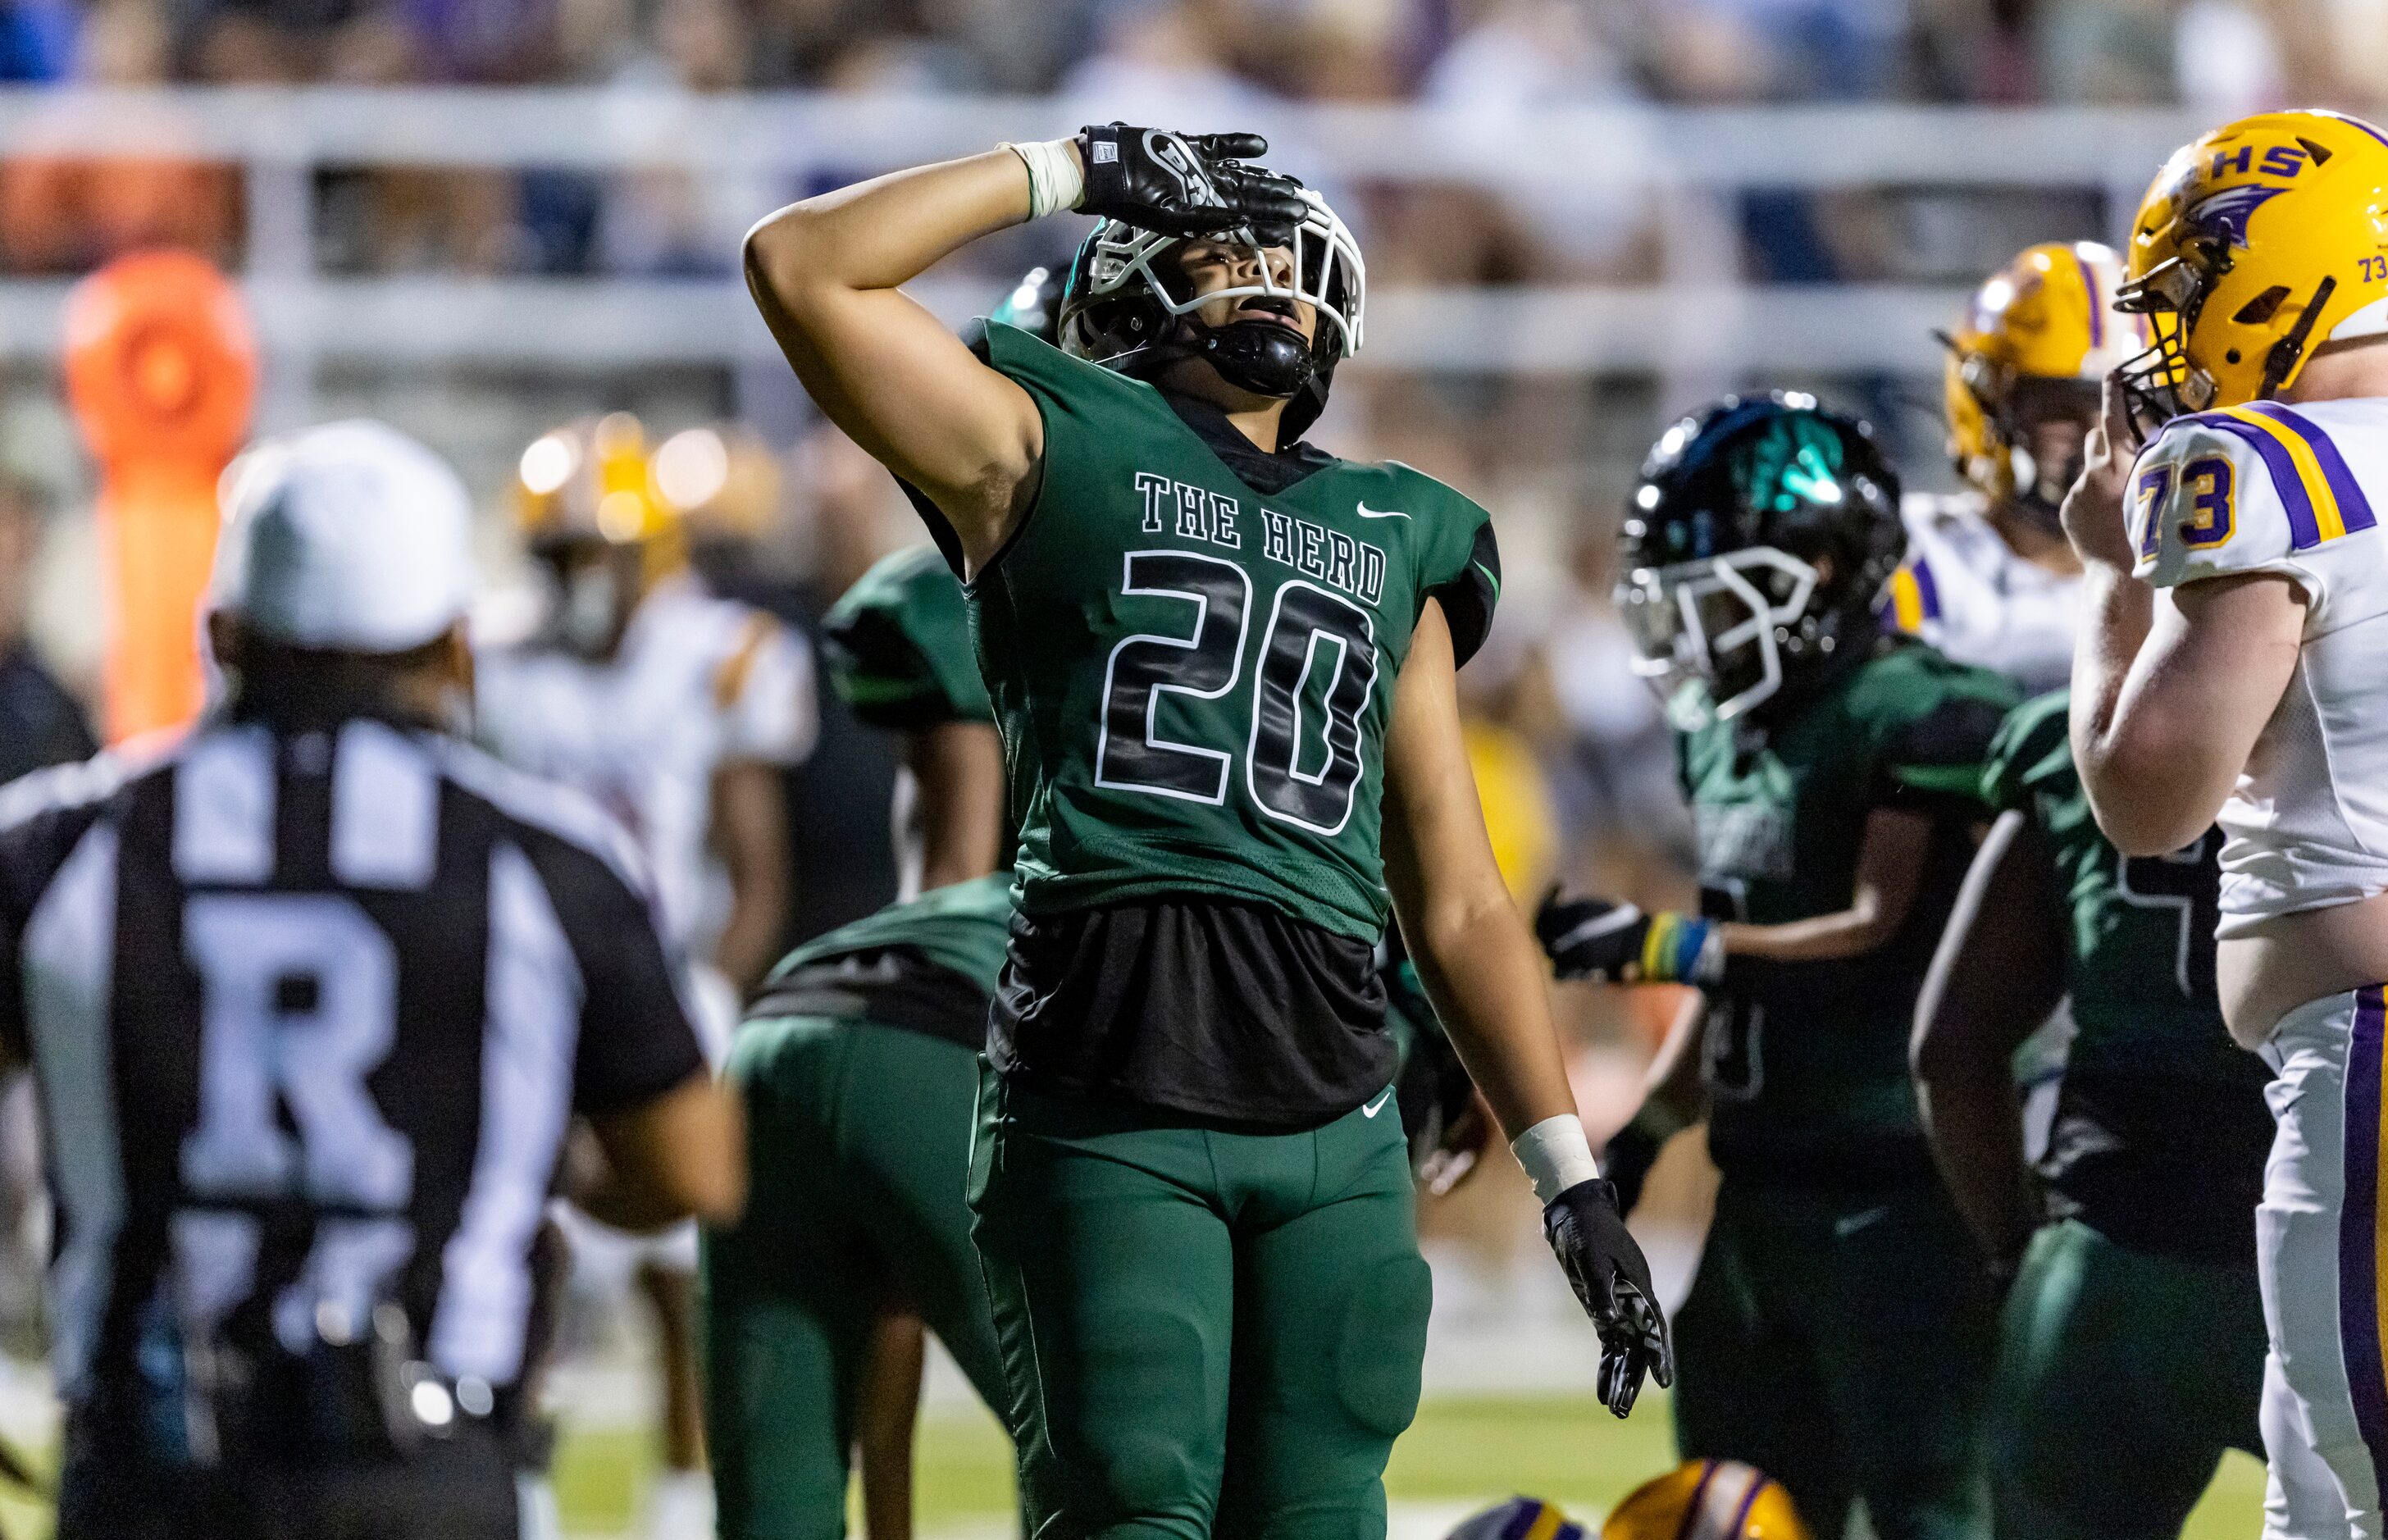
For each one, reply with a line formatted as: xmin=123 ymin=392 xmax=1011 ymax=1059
xmin=2340 ymin=986 xmax=2388 ymax=1480
xmin=2246 ymin=402 xmax=2379 ymax=535
xmin=1726 ymin=1474 xmax=1772 ymax=1534
xmin=1910 ymin=558 xmax=1943 ymax=621
xmin=2068 ymin=246 xmax=2104 ymax=349
xmin=1675 ymin=1461 xmax=1720 ymax=1540
xmin=2179 ymin=411 xmax=2323 ymax=548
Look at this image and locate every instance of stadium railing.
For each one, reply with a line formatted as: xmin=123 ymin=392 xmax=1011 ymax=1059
xmin=0 ymin=89 xmax=2208 ymax=422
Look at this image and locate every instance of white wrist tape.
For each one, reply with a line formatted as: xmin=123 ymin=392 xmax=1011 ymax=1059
xmin=1511 ymin=1114 xmax=1602 ymax=1205
xmin=1003 ymin=138 xmax=1085 ymax=221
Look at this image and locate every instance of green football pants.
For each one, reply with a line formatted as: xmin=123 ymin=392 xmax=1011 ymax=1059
xmin=701 ymin=1018 xmax=1009 ymax=1540
xmin=968 ymin=1073 xmax=1433 ymax=1540
xmin=1673 ymin=1178 xmax=1997 ymax=1540
xmin=1987 ymin=1218 xmax=2266 ymax=1540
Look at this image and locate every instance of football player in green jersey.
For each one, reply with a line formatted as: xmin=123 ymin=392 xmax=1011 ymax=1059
xmin=1912 ymin=691 xmax=2270 ymax=1539
xmin=822 ymin=542 xmax=1007 ymax=898
xmin=743 ymin=123 xmax=1664 ymax=1536
xmin=704 ymin=542 xmax=1012 ymax=1540
xmin=1537 ymin=396 xmax=2019 ymax=1540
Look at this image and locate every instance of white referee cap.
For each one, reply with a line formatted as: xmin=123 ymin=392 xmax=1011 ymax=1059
xmin=211 ymin=419 xmax=478 ymax=653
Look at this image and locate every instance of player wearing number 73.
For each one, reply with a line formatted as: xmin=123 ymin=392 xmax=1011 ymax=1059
xmin=744 ymin=124 xmax=1666 ymax=1534
xmin=2062 ymin=108 xmax=2388 ymax=1538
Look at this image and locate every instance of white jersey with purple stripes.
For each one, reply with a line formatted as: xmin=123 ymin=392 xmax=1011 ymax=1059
xmin=2132 ymin=396 xmax=2388 ymax=936
xmin=1886 ymin=493 xmax=2081 ymax=695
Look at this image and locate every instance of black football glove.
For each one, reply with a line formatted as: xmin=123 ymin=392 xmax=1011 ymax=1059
xmin=1077 ymin=123 xmax=1308 ymax=239
xmin=1598 ymin=1119 xmax=1666 ymax=1220
xmin=1534 ymin=887 xmax=1723 ymax=986
xmin=1543 ymin=1178 xmax=1673 ymax=1417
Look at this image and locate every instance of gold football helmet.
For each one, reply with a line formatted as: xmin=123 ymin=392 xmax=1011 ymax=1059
xmin=1945 ymin=240 xmax=2139 ymax=515
xmin=514 ymin=411 xmax=686 ymax=581
xmin=1602 ymin=1460 xmax=1809 ymax=1540
xmin=2118 ymin=108 xmax=2388 ymax=426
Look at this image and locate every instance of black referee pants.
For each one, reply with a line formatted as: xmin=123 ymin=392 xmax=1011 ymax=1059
xmin=56 ymin=1424 xmax=524 ymax=1540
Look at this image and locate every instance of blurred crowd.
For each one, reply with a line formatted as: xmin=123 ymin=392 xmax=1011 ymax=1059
xmin=0 ymin=0 xmax=2372 ymax=107
xmin=0 ymin=0 xmax=2380 ymax=277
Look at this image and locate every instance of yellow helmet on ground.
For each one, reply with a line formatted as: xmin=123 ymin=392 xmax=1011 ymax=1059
xmin=514 ymin=411 xmax=686 ymax=584
xmin=1602 ymin=1460 xmax=1809 ymax=1540
xmin=2117 ymin=108 xmax=2388 ymax=425
xmin=1945 ymin=240 xmax=2139 ymax=508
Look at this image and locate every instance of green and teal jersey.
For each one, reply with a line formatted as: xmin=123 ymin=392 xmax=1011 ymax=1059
xmin=821 ymin=545 xmax=994 ymax=730
xmin=746 ymin=874 xmax=1012 ymax=1050
xmin=1981 ymin=691 xmax=2271 ymax=1264
xmin=968 ymin=321 xmax=1499 ymax=942
xmin=1684 ymin=638 xmax=2019 ymax=1182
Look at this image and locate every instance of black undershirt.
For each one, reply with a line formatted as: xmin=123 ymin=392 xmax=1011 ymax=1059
xmin=990 ymin=898 xmax=1390 ymax=1131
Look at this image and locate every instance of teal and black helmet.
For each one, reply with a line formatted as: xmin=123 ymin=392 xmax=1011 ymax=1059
xmin=1618 ymin=393 xmax=1906 ymax=726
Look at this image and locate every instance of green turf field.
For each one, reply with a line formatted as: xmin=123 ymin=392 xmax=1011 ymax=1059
xmin=549 ymin=1392 xmax=2272 ymax=1538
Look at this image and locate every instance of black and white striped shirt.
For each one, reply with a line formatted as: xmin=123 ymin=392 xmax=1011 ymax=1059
xmin=0 ymin=712 xmax=704 ymax=1422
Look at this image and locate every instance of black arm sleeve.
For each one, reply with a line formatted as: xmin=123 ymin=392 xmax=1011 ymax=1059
xmin=1427 ymin=522 xmax=1501 ymax=669
xmin=524 ymin=836 xmax=709 ymax=1116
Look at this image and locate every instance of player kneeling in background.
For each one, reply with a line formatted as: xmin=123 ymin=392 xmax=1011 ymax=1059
xmin=0 ymin=421 xmax=741 ymax=1540
xmin=1912 ymin=687 xmax=2267 ymax=1539
xmin=1539 ymin=397 xmax=2017 ymax=1540
xmin=2063 ymin=108 xmax=2388 ymax=1540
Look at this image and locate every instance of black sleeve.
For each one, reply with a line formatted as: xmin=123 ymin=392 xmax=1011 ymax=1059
xmin=1871 ymin=692 xmax=2014 ymax=818
xmin=1427 ymin=522 xmax=1501 ymax=669
xmin=525 ymin=836 xmax=709 ymax=1116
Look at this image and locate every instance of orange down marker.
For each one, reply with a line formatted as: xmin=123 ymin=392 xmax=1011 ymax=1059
xmin=62 ymin=251 xmax=257 ymax=744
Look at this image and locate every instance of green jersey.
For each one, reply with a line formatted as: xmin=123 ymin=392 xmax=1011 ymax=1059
xmin=821 ymin=544 xmax=994 ymax=730
xmin=748 ymin=874 xmax=1012 ymax=1050
xmin=969 ymin=322 xmax=1498 ymax=942
xmin=1981 ymin=692 xmax=2271 ymax=1264
xmin=1684 ymin=638 xmax=2018 ymax=1183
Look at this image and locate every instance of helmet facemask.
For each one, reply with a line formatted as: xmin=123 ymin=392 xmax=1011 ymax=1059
xmin=2115 ymin=246 xmax=2226 ymax=432
xmin=1995 ymin=374 xmax=2103 ymax=531
xmin=1620 ymin=547 xmax=1821 ymax=730
xmin=1060 ymin=188 xmax=1365 ymax=437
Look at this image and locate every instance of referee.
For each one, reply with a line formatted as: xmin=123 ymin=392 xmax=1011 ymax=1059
xmin=0 ymin=421 xmax=744 ymax=1540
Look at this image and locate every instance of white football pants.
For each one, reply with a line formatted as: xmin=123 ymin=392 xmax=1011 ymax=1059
xmin=2261 ymin=985 xmax=2388 ymax=1540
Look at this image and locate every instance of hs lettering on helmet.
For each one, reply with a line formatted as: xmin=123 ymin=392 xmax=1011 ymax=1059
xmin=2210 ymin=144 xmax=2308 ymax=180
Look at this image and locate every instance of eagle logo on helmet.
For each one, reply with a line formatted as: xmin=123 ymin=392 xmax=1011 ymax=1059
xmin=2184 ymin=184 xmax=2287 ymax=249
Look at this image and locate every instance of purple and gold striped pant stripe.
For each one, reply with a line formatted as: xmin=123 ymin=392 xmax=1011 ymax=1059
xmin=2344 ymin=983 xmax=2388 ymax=1478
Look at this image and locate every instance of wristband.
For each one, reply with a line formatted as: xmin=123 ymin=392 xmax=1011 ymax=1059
xmin=1511 ymin=1114 xmax=1602 ymax=1205
xmin=1642 ymin=911 xmax=1725 ymax=986
xmin=1001 ymin=138 xmax=1085 ymax=221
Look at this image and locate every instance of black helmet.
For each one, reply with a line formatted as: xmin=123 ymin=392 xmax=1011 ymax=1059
xmin=1055 ymin=187 xmax=1365 ymax=444
xmin=1619 ymin=392 xmax=1905 ymax=727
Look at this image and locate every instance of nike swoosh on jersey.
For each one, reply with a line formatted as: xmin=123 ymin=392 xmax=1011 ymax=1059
xmin=1361 ymin=1087 xmax=1395 ymax=1118
xmin=1355 ymin=503 xmax=1410 ymax=519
